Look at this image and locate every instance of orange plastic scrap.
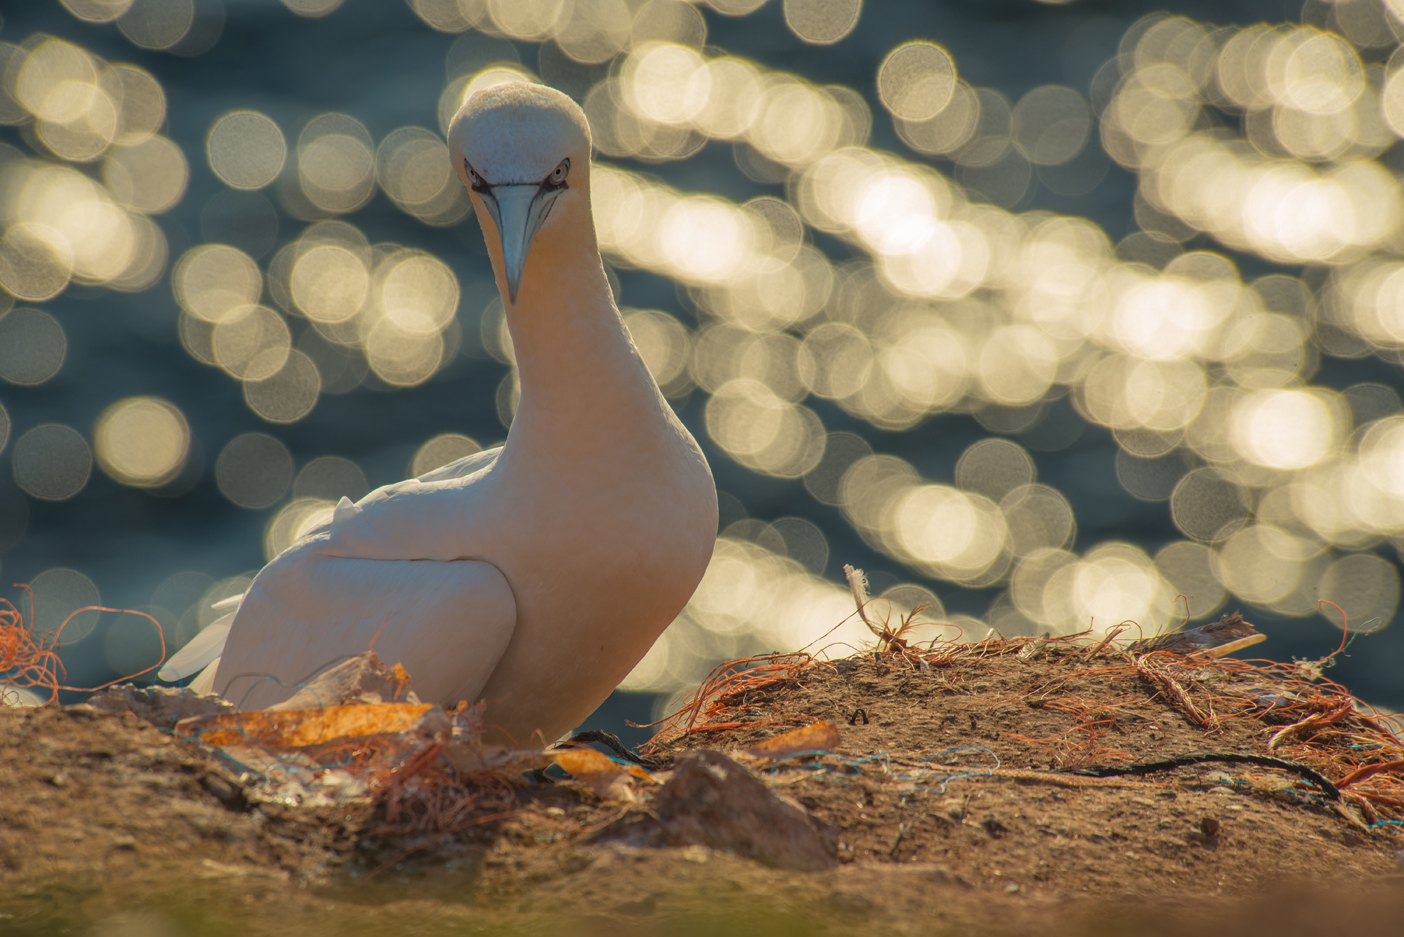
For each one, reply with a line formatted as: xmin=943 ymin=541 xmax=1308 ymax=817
xmin=743 ymin=721 xmax=841 ymax=765
xmin=551 ymin=747 xmax=654 ymax=801
xmin=177 ymin=702 xmax=446 ymax=750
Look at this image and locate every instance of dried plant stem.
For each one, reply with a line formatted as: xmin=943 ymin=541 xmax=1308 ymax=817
xmin=1268 ymin=702 xmax=1356 ymax=751
xmin=1134 ymin=656 xmax=1212 ymax=727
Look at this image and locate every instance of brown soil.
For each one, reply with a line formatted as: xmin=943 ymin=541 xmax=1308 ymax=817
xmin=3 ymin=639 xmax=1404 ymax=937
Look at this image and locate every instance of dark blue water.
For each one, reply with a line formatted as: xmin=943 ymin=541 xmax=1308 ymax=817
xmin=1 ymin=0 xmax=1399 ymax=743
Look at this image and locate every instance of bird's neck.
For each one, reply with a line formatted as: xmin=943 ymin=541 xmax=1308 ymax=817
xmin=499 ymin=235 xmax=671 ymax=461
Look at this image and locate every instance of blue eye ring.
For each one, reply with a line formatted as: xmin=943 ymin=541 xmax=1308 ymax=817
xmin=546 ymin=158 xmax=569 ymax=189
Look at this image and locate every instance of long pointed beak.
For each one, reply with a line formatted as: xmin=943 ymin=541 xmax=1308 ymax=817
xmin=479 ymin=184 xmax=562 ymax=304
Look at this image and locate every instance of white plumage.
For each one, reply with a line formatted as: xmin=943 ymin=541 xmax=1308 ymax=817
xmin=159 ymin=83 xmax=718 ymax=744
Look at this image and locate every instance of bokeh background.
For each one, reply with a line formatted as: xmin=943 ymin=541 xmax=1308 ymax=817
xmin=3 ymin=0 xmax=1404 ymax=740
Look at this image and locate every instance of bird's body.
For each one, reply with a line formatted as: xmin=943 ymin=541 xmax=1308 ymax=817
xmin=163 ymin=84 xmax=717 ymax=744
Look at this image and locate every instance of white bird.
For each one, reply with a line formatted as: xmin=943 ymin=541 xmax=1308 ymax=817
xmin=159 ymin=83 xmax=718 ymax=745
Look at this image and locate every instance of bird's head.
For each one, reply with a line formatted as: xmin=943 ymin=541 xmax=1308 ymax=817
xmin=448 ymin=82 xmax=593 ymax=305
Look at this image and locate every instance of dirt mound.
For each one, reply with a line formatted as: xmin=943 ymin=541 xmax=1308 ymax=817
xmin=3 ymin=627 xmax=1404 ymax=936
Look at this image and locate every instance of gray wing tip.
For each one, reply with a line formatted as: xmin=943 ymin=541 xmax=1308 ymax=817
xmin=159 ymin=614 xmax=234 ymax=681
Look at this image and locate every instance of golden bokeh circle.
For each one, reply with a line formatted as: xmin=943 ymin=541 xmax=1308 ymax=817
xmin=280 ymin=0 xmax=344 ymax=16
xmin=243 ymin=349 xmax=321 ymax=423
xmin=782 ymin=0 xmax=862 ymax=45
xmin=877 ymin=42 xmax=956 ymax=121
xmin=102 ymin=135 xmax=188 ymax=214
xmin=411 ymin=433 xmax=483 ymax=477
xmin=61 ymin=0 xmax=136 ymax=22
xmin=117 ymin=0 xmax=196 ymax=51
xmin=290 ymin=244 xmax=368 ymax=323
xmin=207 ymin=111 xmax=287 ymax=190
xmin=173 ymin=244 xmax=262 ymax=323
xmin=297 ymin=114 xmax=376 ymax=214
xmin=12 ymin=423 xmax=92 ymax=502
xmin=264 ymin=497 xmax=335 ymax=561
xmin=1010 ymin=85 xmax=1091 ymax=166
xmin=212 ymin=305 xmax=292 ymax=380
xmin=214 ymin=433 xmax=293 ymax=508
xmin=1170 ymin=467 xmax=1250 ymax=542
xmin=293 ymin=456 xmax=368 ymax=502
xmin=380 ymin=251 xmax=460 ymax=333
xmin=93 ymin=396 xmax=190 ymax=488
xmin=28 ymin=567 xmax=101 ymax=645
xmin=0 ymin=308 xmax=66 ymax=386
xmin=0 ymin=224 xmax=75 ymax=302
xmin=1318 ymin=552 xmax=1400 ymax=633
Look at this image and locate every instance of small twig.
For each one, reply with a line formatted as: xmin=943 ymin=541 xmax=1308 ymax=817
xmin=1086 ymin=624 xmax=1130 ymax=658
xmin=1186 ymin=633 xmax=1267 ymax=661
xmin=844 ymin=564 xmax=877 ymax=634
xmin=380 ymin=742 xmax=445 ymax=822
xmin=889 ymin=801 xmax=930 ymax=858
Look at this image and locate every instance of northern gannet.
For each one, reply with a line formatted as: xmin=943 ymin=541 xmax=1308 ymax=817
xmin=160 ymin=83 xmax=718 ymax=744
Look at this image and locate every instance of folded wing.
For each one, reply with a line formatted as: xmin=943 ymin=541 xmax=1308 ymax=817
xmin=415 ymin=446 xmax=502 ymax=483
xmin=156 ymin=610 xmax=236 ymax=682
xmin=209 ymin=544 xmax=516 ymax=711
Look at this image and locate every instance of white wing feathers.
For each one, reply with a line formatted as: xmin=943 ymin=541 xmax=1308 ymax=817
xmin=414 ymin=446 xmax=501 ymax=483
xmin=157 ymin=446 xmax=515 ymax=708
xmin=213 ymin=550 xmax=516 ymax=711
xmin=156 ymin=610 xmax=236 ymax=682
xmin=188 ymin=657 xmax=221 ymax=697
xmin=324 ymin=495 xmax=390 ymax=556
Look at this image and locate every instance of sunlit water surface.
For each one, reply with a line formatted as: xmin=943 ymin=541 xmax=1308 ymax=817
xmin=3 ymin=0 xmax=1404 ymax=743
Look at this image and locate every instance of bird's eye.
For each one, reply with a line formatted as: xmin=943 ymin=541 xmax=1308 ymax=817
xmin=547 ymin=158 xmax=569 ymax=188
xmin=465 ymin=160 xmax=486 ymax=192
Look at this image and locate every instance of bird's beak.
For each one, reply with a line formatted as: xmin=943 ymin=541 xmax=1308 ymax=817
xmin=479 ymin=183 xmax=563 ymax=304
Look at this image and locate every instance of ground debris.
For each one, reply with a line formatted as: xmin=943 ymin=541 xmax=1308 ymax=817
xmin=74 ymin=684 xmax=234 ymax=727
xmin=593 ymin=750 xmax=839 ymax=871
xmin=550 ymin=747 xmax=653 ymax=801
xmin=741 ymin=720 xmax=842 ymax=766
xmin=1130 ymin=610 xmax=1264 ymax=655
xmin=6 ymin=631 xmax=1404 ymax=937
xmin=265 ymin=651 xmax=421 ymax=710
xmin=187 ymin=654 xmax=524 ymax=815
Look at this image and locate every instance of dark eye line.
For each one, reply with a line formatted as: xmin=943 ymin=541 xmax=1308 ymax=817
xmin=464 ymin=158 xmax=569 ymax=191
xmin=465 ymin=158 xmax=489 ymax=193
xmin=545 ymin=158 xmax=570 ymax=191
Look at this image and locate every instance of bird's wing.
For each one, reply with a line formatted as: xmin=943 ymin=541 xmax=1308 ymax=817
xmin=157 ymin=610 xmax=236 ymax=681
xmin=188 ymin=657 xmax=220 ymax=697
xmin=212 ymin=542 xmax=517 ymax=712
xmin=281 ymin=448 xmax=503 ymax=549
xmin=414 ymin=446 xmax=502 ymax=483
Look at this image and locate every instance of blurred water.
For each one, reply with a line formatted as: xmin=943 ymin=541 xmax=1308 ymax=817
xmin=1 ymin=0 xmax=1402 ymax=739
